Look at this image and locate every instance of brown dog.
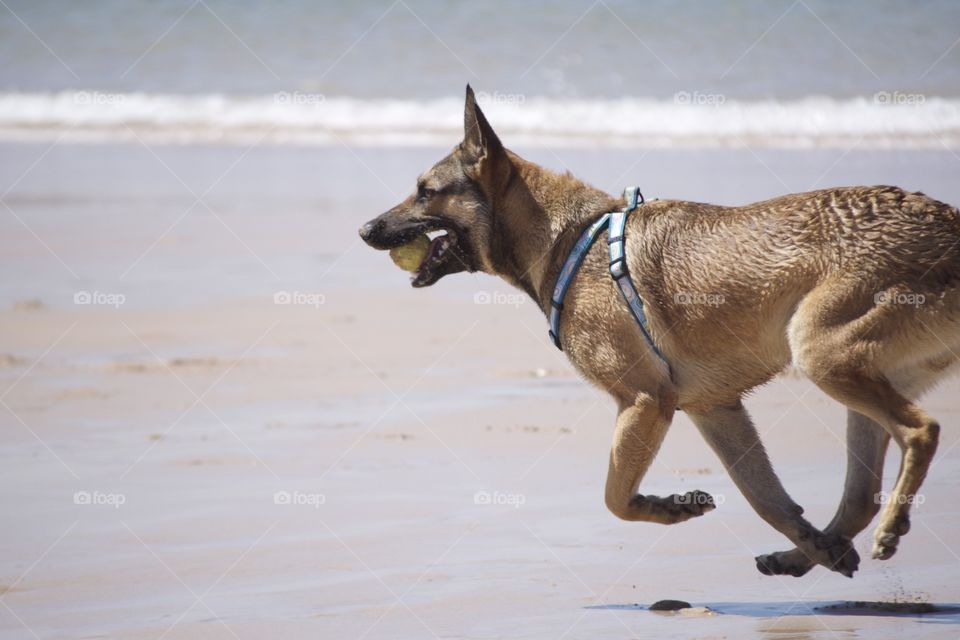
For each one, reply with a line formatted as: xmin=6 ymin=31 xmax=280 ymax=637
xmin=359 ymin=85 xmax=960 ymax=578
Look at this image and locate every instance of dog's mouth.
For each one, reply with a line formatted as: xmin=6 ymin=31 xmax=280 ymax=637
xmin=359 ymin=215 xmax=472 ymax=287
xmin=410 ymin=227 xmax=468 ymax=287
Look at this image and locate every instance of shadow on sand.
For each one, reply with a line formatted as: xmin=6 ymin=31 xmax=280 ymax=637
xmin=587 ymin=600 xmax=960 ymax=620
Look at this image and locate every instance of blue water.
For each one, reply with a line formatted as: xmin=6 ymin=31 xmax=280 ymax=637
xmin=1 ymin=0 xmax=959 ymax=99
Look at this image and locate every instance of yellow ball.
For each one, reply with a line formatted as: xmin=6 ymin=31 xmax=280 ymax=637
xmin=389 ymin=234 xmax=431 ymax=272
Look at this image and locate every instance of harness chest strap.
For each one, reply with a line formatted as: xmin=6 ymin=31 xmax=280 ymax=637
xmin=548 ymin=212 xmax=610 ymax=349
xmin=548 ymin=187 xmax=668 ymax=367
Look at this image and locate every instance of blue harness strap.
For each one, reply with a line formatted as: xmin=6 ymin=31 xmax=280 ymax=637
xmin=548 ymin=212 xmax=610 ymax=349
xmin=548 ymin=187 xmax=668 ymax=368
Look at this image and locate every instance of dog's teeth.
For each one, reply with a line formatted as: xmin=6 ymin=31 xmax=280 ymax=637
xmin=435 ymin=236 xmax=451 ymax=257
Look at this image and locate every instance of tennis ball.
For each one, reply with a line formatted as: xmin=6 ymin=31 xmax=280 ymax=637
xmin=389 ymin=234 xmax=431 ymax=272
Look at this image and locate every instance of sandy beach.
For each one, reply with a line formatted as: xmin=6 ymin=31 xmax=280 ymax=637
xmin=1 ymin=142 xmax=959 ymax=638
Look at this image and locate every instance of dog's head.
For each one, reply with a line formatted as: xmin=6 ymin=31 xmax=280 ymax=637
xmin=359 ymin=85 xmax=510 ymax=287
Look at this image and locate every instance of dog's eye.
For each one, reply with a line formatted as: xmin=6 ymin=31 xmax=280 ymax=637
xmin=417 ymin=185 xmax=437 ymax=201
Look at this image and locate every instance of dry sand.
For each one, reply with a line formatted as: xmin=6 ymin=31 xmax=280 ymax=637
xmin=1 ymin=143 xmax=959 ymax=638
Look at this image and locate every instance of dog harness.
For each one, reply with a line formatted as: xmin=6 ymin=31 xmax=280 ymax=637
xmin=548 ymin=187 xmax=667 ymax=367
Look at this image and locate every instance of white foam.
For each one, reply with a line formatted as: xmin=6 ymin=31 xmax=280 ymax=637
xmin=0 ymin=91 xmax=958 ymax=148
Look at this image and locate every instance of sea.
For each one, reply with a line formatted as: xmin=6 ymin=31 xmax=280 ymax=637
xmin=1 ymin=0 xmax=959 ymax=147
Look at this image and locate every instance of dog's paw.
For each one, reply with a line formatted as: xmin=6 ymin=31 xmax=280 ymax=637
xmin=783 ymin=525 xmax=860 ymax=578
xmin=652 ymin=490 xmax=716 ymax=522
xmin=755 ymin=550 xmax=813 ymax=577
xmin=872 ymin=534 xmax=898 ymax=561
xmin=675 ymin=490 xmax=717 ymax=517
xmin=628 ymin=490 xmax=716 ymax=524
xmin=815 ymin=532 xmax=860 ymax=578
xmin=758 ymin=533 xmax=859 ymax=578
xmin=754 ymin=549 xmax=813 ymax=578
xmin=872 ymin=515 xmax=910 ymax=560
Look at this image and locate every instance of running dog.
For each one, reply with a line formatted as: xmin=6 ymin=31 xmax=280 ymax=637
xmin=359 ymin=85 xmax=960 ymax=577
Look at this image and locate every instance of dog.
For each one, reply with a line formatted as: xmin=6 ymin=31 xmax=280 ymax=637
xmin=359 ymin=85 xmax=960 ymax=578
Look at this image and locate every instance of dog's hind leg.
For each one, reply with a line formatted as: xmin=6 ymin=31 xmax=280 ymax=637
xmin=605 ymin=390 xmax=717 ymax=524
xmin=688 ymin=402 xmax=861 ymax=577
xmin=801 ymin=373 xmax=938 ymax=561
xmin=755 ymin=410 xmax=889 ymax=576
xmin=789 ymin=283 xmax=944 ymax=561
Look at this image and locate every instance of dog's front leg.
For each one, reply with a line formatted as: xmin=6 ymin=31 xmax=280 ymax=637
xmin=605 ymin=391 xmax=716 ymax=524
xmin=754 ymin=410 xmax=889 ymax=577
xmin=689 ymin=402 xmax=860 ymax=577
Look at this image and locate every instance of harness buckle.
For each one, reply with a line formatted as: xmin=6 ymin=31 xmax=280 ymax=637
xmin=624 ymin=187 xmax=644 ymax=210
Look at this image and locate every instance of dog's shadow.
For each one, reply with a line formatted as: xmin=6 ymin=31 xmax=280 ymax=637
xmin=587 ymin=600 xmax=960 ymax=623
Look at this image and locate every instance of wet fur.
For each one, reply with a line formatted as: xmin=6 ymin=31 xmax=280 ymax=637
xmin=360 ymin=86 xmax=960 ymax=577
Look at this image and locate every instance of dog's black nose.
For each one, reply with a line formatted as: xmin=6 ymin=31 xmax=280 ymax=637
xmin=359 ymin=219 xmax=384 ymax=245
xmin=358 ymin=222 xmax=374 ymax=241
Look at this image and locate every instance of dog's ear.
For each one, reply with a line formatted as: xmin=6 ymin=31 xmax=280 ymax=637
xmin=463 ymin=84 xmax=505 ymax=168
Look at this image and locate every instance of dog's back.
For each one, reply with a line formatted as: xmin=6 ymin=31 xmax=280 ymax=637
xmin=640 ymin=185 xmax=959 ymax=285
xmin=618 ymin=185 xmax=960 ymax=399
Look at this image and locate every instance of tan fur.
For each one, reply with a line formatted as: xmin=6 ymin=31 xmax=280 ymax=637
xmin=360 ymin=86 xmax=960 ymax=577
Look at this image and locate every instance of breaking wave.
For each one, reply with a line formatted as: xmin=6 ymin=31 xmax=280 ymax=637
xmin=0 ymin=91 xmax=958 ymax=148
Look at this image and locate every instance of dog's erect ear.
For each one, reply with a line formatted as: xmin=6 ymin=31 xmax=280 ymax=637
xmin=463 ymin=84 xmax=504 ymax=166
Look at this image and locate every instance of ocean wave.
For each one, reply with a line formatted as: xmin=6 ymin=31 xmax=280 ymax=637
xmin=0 ymin=91 xmax=958 ymax=148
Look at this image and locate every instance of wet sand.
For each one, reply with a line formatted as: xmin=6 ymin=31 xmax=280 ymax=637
xmin=1 ymin=143 xmax=959 ymax=638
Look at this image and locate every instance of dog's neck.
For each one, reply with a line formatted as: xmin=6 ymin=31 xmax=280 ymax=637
xmin=488 ymin=153 xmax=619 ymax=311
